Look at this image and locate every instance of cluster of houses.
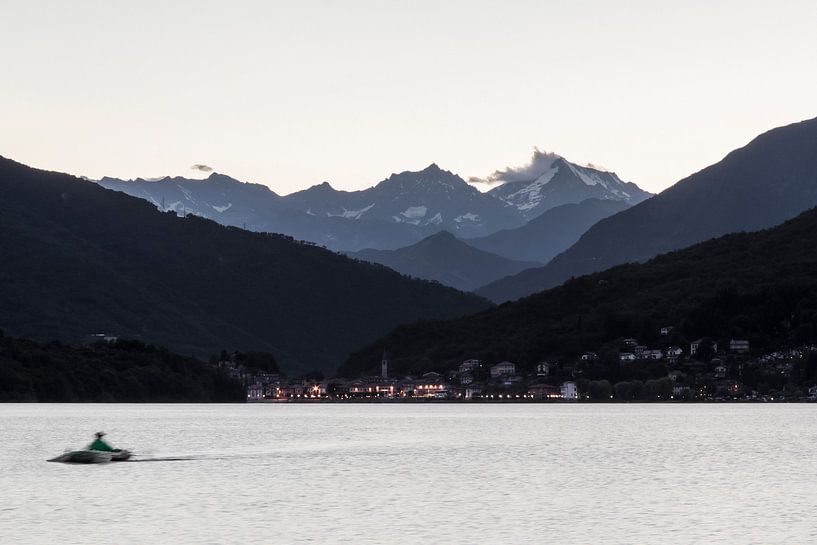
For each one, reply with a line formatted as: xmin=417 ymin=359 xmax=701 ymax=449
xmin=224 ymin=328 xmax=817 ymax=402
xmin=232 ymin=355 xmax=580 ymax=403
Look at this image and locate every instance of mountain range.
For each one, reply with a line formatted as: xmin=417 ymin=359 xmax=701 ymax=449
xmin=350 ymin=231 xmax=540 ymax=292
xmin=478 ymin=117 xmax=817 ymax=303
xmin=99 ymin=157 xmax=650 ymax=252
xmin=0 ymin=156 xmax=489 ymax=374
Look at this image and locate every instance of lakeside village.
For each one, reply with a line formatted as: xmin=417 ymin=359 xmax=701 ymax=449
xmin=226 ymin=330 xmax=817 ymax=403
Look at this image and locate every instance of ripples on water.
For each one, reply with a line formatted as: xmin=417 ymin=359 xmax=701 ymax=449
xmin=1 ymin=404 xmax=816 ymax=544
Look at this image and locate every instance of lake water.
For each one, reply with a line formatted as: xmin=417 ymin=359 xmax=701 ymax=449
xmin=1 ymin=403 xmax=816 ymax=544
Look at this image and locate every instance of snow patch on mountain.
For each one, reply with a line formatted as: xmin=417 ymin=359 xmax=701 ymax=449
xmin=400 ymin=205 xmax=428 ymax=219
xmin=212 ymin=203 xmax=232 ymax=213
xmin=428 ymin=212 xmax=443 ymax=225
xmin=454 ymin=213 xmax=480 ymax=223
xmin=500 ymin=163 xmax=560 ymax=212
xmin=327 ymin=203 xmax=375 ymax=219
xmin=177 ymin=185 xmax=195 ymax=202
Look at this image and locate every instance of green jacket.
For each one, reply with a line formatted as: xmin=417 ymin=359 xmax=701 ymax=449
xmin=88 ymin=438 xmax=115 ymax=452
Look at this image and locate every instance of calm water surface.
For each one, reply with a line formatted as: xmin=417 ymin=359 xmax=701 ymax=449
xmin=1 ymin=403 xmax=815 ymax=544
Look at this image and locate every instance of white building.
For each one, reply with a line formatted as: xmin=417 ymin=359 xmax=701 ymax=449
xmin=561 ymin=381 xmax=578 ymax=400
xmin=247 ymin=383 xmax=264 ymax=401
xmin=666 ymin=346 xmax=683 ymax=358
xmin=619 ymin=352 xmax=636 ymax=362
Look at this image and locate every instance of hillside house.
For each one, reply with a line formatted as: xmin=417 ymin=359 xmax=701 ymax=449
xmin=691 ymin=339 xmax=718 ymax=356
xmin=620 ymin=352 xmax=636 ymax=362
xmin=580 ymin=352 xmax=598 ymax=361
xmin=490 ymin=361 xmax=516 ymax=378
xmin=666 ymin=346 xmax=683 ymax=360
xmin=459 ymin=359 xmax=482 ymax=373
xmin=643 ymin=349 xmax=664 ymax=361
xmin=660 ymin=326 xmax=674 ymax=336
xmin=536 ymin=362 xmax=552 ymax=376
xmin=729 ymin=339 xmax=750 ymax=354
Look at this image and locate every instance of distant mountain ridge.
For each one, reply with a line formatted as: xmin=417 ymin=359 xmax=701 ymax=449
xmin=99 ymin=164 xmax=527 ymax=251
xmin=99 ymin=158 xmax=651 ymax=252
xmin=0 ymin=156 xmax=489 ymax=373
xmin=350 ymin=231 xmax=540 ymax=292
xmin=283 ymin=164 xmax=524 ymax=238
xmin=465 ymin=198 xmax=632 ymax=264
xmin=478 ymin=116 xmax=817 ymax=303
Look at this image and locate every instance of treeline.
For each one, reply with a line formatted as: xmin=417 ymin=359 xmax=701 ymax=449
xmin=0 ymin=332 xmax=245 ymax=402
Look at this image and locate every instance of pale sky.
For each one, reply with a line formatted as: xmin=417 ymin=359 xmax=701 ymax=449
xmin=1 ymin=0 xmax=815 ymax=195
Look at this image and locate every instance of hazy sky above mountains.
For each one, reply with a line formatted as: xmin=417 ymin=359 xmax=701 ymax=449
xmin=1 ymin=0 xmax=815 ymax=195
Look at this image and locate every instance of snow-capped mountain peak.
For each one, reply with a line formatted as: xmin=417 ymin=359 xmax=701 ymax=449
xmin=484 ymin=152 xmax=651 ymax=219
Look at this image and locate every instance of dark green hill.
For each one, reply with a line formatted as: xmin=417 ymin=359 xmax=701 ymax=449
xmin=341 ymin=206 xmax=817 ymax=377
xmin=350 ymin=231 xmax=540 ymax=291
xmin=0 ymin=333 xmax=244 ymax=402
xmin=478 ymin=116 xmax=817 ymax=302
xmin=0 ymin=157 xmax=489 ymax=374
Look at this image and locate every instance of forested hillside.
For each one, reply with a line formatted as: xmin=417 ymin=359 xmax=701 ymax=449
xmin=342 ymin=207 xmax=817 ymax=377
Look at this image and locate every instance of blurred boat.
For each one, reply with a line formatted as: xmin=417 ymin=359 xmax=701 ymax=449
xmin=48 ymin=450 xmax=114 ymax=464
xmin=110 ymin=449 xmax=132 ymax=461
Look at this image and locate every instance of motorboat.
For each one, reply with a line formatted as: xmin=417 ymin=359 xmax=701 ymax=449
xmin=110 ymin=449 xmax=132 ymax=461
xmin=48 ymin=450 xmax=114 ymax=464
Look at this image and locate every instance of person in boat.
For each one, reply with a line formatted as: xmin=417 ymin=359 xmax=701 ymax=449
xmin=87 ymin=431 xmax=116 ymax=452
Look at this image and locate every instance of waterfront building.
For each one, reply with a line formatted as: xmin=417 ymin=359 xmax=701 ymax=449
xmin=528 ymin=384 xmax=560 ymax=399
xmin=561 ymin=381 xmax=578 ymax=400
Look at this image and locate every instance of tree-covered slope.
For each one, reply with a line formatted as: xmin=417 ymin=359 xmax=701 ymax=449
xmin=0 ymin=157 xmax=489 ymax=374
xmin=341 ymin=207 xmax=817 ymax=377
xmin=0 ymin=334 xmax=244 ymax=402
